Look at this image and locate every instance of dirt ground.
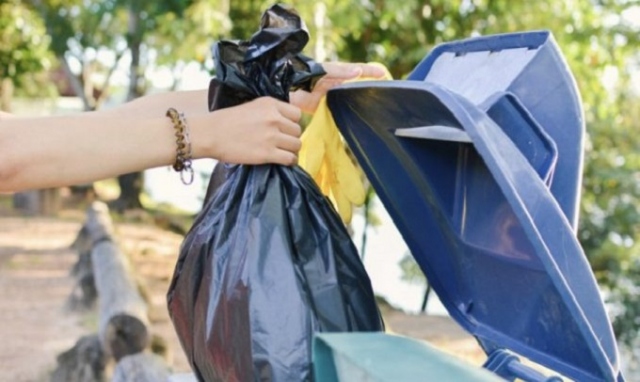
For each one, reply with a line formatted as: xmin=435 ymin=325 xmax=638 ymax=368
xmin=0 ymin=206 xmax=485 ymax=381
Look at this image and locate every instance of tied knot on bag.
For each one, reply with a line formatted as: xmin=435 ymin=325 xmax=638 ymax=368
xmin=209 ymin=4 xmax=325 ymax=111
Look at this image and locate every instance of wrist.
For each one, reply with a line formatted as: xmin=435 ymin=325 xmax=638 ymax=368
xmin=188 ymin=111 xmax=222 ymax=161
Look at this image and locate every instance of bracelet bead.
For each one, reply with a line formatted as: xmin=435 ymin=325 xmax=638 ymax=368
xmin=165 ymin=108 xmax=194 ymax=185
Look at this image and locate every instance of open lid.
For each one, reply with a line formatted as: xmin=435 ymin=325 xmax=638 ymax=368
xmin=326 ymin=32 xmax=622 ymax=382
xmin=408 ymin=30 xmax=585 ymax=230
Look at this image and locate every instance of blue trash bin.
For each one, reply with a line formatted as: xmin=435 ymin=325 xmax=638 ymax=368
xmin=314 ymin=31 xmax=624 ymax=382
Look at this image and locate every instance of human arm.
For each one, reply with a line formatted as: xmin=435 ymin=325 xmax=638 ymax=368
xmin=0 ymin=62 xmax=384 ymax=193
xmin=0 ymin=91 xmax=301 ymax=193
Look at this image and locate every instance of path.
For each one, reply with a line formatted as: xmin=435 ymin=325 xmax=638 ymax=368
xmin=0 ymin=212 xmax=484 ymax=381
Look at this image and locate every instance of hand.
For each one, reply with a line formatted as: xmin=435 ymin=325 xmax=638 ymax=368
xmin=290 ymin=62 xmax=387 ymax=114
xmin=193 ymin=97 xmax=302 ymax=166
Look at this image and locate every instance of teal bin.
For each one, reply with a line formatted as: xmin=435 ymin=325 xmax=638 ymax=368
xmin=314 ymin=333 xmax=502 ymax=381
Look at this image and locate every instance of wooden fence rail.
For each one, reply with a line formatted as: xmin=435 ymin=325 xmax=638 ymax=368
xmin=53 ymin=202 xmax=196 ymax=382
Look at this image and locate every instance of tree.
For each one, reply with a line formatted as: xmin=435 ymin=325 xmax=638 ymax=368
xmin=28 ymin=0 xmax=132 ymax=201
xmin=0 ymin=1 xmax=58 ymax=215
xmin=113 ymin=0 xmax=230 ymax=212
xmin=30 ymin=0 xmax=128 ymax=111
xmin=0 ymin=0 xmax=51 ymax=111
xmin=28 ymin=0 xmax=230 ymax=210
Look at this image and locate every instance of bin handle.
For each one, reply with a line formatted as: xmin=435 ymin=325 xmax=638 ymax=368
xmin=394 ymin=125 xmax=472 ymax=143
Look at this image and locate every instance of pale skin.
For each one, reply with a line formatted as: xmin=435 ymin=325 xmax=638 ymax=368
xmin=0 ymin=62 xmax=385 ymax=193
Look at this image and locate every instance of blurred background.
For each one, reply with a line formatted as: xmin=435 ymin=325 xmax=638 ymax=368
xmin=0 ymin=0 xmax=639 ymax=380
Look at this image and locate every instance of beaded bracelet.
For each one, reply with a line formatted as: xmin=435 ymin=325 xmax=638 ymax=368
xmin=165 ymin=108 xmax=194 ymax=185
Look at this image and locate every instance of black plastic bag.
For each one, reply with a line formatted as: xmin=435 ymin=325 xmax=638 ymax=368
xmin=167 ymin=4 xmax=383 ymax=382
xmin=168 ymin=164 xmax=383 ymax=381
xmin=208 ymin=4 xmax=325 ymax=110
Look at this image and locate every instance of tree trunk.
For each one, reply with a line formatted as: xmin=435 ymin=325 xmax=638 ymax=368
xmin=38 ymin=188 xmax=61 ymax=215
xmin=112 ymin=353 xmax=170 ymax=382
xmin=113 ymin=172 xmax=144 ymax=212
xmin=1 ymin=78 xmax=37 ymax=215
xmin=114 ymin=2 xmax=145 ymax=211
xmin=51 ymin=334 xmax=107 ymax=382
xmin=61 ymin=55 xmax=98 ymax=201
xmin=1 ymin=77 xmax=13 ymax=112
xmin=420 ymin=282 xmax=432 ymax=314
xmin=60 ymin=56 xmax=94 ymax=111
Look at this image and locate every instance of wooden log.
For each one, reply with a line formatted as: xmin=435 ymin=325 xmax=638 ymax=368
xmin=71 ymin=224 xmax=92 ymax=256
xmin=168 ymin=373 xmax=199 ymax=382
xmin=72 ymin=202 xmax=114 ymax=274
xmin=86 ymin=201 xmax=149 ymax=360
xmin=85 ymin=201 xmax=115 ymax=243
xmin=111 ymin=353 xmax=170 ymax=382
xmin=67 ymin=268 xmax=97 ymax=311
xmin=92 ymin=239 xmax=150 ymax=361
xmin=67 ymin=203 xmax=110 ymax=309
xmin=51 ymin=334 xmax=107 ymax=382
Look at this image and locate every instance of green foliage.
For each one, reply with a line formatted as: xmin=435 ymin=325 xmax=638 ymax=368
xmin=399 ymin=252 xmax=426 ymax=285
xmin=0 ymin=1 xmax=51 ymax=87
xmin=151 ymin=0 xmax=230 ymax=67
xmin=32 ymin=0 xmax=121 ymax=56
xmin=227 ymin=0 xmax=272 ymax=38
xmin=28 ymin=0 xmax=231 ymax=103
xmin=608 ymin=268 xmax=640 ymax=347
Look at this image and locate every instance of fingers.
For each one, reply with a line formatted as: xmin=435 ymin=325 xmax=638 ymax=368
xmin=252 ymin=96 xmax=302 ymax=135
xmin=275 ymin=100 xmax=302 ymax=123
xmin=288 ymin=77 xmax=342 ymax=114
xmin=321 ymin=62 xmax=387 ymax=80
xmin=321 ymin=62 xmax=362 ymax=79
xmin=272 ymin=100 xmax=301 ymax=137
xmin=277 ymin=118 xmax=302 ymax=137
xmin=276 ymin=133 xmax=302 ymax=154
xmin=357 ymin=63 xmax=387 ymax=79
xmin=206 ymin=98 xmax=304 ymax=166
xmin=270 ymin=149 xmax=298 ymax=166
xmin=260 ymin=97 xmax=303 ymax=166
xmin=313 ymin=77 xmax=342 ymax=94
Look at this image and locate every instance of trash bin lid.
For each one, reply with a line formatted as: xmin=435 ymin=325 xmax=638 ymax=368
xmin=408 ymin=30 xmax=586 ymax=231
xmin=326 ymin=32 xmax=622 ymax=382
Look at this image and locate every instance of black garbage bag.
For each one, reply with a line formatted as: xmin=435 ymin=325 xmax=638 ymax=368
xmin=167 ymin=4 xmax=383 ymax=382
xmin=207 ymin=4 xmax=325 ymax=111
